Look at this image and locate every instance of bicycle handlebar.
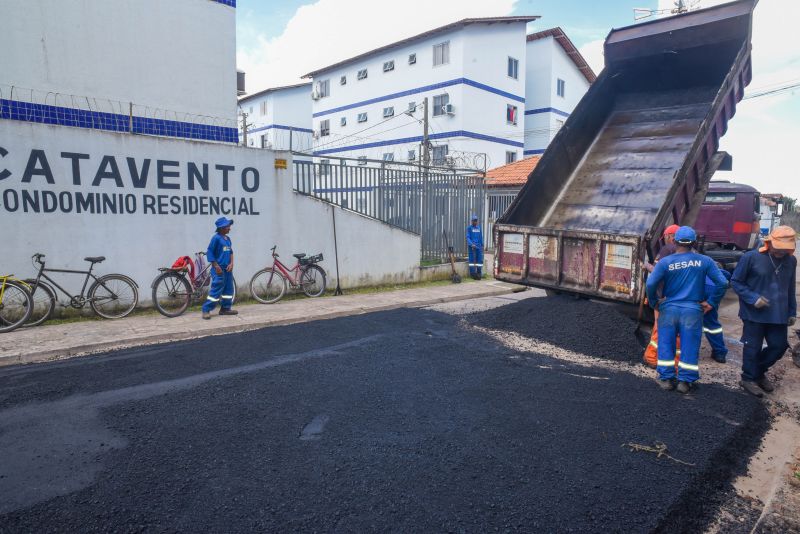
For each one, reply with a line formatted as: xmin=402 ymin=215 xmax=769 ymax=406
xmin=271 ymin=245 xmax=278 ymax=258
xmin=32 ymin=253 xmax=45 ymax=263
xmin=197 ymin=251 xmax=206 ymax=256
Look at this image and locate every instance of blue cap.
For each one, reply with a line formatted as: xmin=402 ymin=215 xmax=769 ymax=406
xmin=471 ymin=214 xmax=478 ymax=221
xmin=215 ymin=216 xmax=234 ymax=229
xmin=675 ymin=226 xmax=696 ymax=244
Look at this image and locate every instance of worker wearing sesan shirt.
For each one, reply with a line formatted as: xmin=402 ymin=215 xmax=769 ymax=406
xmin=646 ymin=226 xmax=728 ymax=394
xmin=466 ymin=214 xmax=484 ymax=280
xmin=202 ymin=217 xmax=238 ymax=320
xmin=642 ymin=224 xmax=681 ymax=367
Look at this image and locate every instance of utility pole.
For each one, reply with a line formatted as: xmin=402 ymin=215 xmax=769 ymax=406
xmin=240 ymin=112 xmax=252 ymax=147
xmin=422 ymin=97 xmax=430 ymax=167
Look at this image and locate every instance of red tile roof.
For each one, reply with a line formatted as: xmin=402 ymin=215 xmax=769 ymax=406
xmin=485 ymin=156 xmax=541 ymax=188
xmin=527 ymin=27 xmax=597 ymax=84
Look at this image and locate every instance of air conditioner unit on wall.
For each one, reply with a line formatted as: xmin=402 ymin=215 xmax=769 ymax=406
xmin=442 ymin=104 xmax=455 ymax=115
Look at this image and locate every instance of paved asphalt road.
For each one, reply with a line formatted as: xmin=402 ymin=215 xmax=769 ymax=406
xmin=0 ymin=293 xmax=767 ymax=533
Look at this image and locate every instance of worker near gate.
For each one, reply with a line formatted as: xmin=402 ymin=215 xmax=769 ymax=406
xmin=466 ymin=214 xmax=484 ymax=280
xmin=731 ymin=225 xmax=797 ymax=397
xmin=642 ymin=224 xmax=681 ymax=367
xmin=202 ymin=217 xmax=238 ymax=320
xmin=646 ymin=226 xmax=728 ymax=394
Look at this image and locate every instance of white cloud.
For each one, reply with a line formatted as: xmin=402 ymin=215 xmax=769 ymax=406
xmin=577 ymin=39 xmax=605 ymax=76
xmin=237 ymin=0 xmax=516 ymax=92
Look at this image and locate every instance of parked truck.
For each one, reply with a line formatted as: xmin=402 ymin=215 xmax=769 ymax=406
xmin=695 ymin=180 xmax=761 ymax=271
xmin=493 ymin=0 xmax=757 ymax=305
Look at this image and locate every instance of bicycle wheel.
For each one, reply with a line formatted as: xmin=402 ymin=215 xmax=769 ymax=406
xmin=152 ymin=272 xmax=191 ymax=318
xmin=89 ymin=274 xmax=139 ymax=319
xmin=249 ymin=268 xmax=286 ymax=304
xmin=23 ymin=279 xmax=56 ymax=327
xmin=300 ymin=265 xmax=327 ymax=298
xmin=0 ymin=280 xmax=33 ymax=333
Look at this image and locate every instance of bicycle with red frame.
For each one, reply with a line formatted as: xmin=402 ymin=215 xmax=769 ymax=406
xmin=249 ymin=246 xmax=326 ymax=304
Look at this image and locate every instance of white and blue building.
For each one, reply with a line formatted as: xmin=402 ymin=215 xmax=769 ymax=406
xmin=238 ymin=83 xmax=313 ymax=151
xmin=302 ymin=17 xmax=594 ymax=170
xmin=523 ymin=27 xmax=595 ymax=156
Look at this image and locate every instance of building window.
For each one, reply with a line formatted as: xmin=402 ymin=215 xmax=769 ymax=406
xmin=358 ymin=156 xmax=368 ymax=165
xmin=507 ymin=104 xmax=518 ymax=125
xmin=432 ymin=94 xmax=449 ymax=117
xmin=383 ymin=153 xmax=395 ymax=162
xmin=506 ymin=151 xmax=517 ymax=164
xmin=317 ymin=79 xmax=330 ymax=98
xmin=340 ymin=116 xmax=347 ymax=127
xmin=340 ymin=75 xmax=347 ymax=85
xmin=508 ymin=57 xmax=519 ymax=80
xmin=431 ymin=144 xmax=448 ymax=165
xmin=319 ymin=119 xmax=330 ymax=137
xmin=357 ymin=69 xmax=368 ymax=80
xmin=319 ymin=159 xmax=330 ymax=176
xmin=408 ymin=101 xmax=416 ymax=113
xmin=557 ymin=78 xmax=565 ymax=97
xmin=408 ymin=53 xmax=417 ymax=65
xmin=260 ymin=101 xmax=267 ymax=115
xmin=433 ymin=41 xmax=450 ymax=66
xmin=260 ymin=134 xmax=268 ymax=149
xmin=357 ymin=112 xmax=368 ymax=123
xmin=383 ymin=60 xmax=395 ymax=72
xmin=408 ymin=149 xmax=416 ymax=161
xmin=383 ymin=106 xmax=394 ymax=118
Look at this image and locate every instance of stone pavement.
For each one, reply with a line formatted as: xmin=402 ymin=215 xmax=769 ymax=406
xmin=0 ymin=280 xmax=520 ymax=366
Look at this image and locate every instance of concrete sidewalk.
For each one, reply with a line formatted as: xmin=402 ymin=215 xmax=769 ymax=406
xmin=0 ymin=280 xmax=521 ymax=366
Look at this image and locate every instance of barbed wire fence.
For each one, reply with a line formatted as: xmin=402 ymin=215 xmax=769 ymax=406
xmin=0 ymin=84 xmax=239 ymax=143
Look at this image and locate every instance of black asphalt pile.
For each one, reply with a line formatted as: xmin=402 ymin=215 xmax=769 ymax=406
xmin=0 ymin=307 xmax=768 ymax=533
xmin=466 ymin=294 xmax=644 ymax=363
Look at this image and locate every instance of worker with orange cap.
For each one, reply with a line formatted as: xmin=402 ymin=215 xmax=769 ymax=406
xmin=731 ymin=225 xmax=797 ymax=397
xmin=642 ymin=224 xmax=682 ymax=367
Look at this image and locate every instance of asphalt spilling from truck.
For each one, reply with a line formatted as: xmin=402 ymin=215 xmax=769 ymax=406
xmin=465 ymin=294 xmax=645 ymax=364
xmin=0 ymin=299 xmax=769 ymax=532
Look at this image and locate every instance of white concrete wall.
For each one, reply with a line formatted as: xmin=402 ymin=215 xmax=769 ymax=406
xmin=0 ymin=121 xmax=421 ymax=303
xmin=310 ymin=23 xmax=527 ymax=167
xmin=0 ymin=0 xmax=237 ymax=121
xmin=523 ymin=36 xmax=590 ymax=155
xmin=241 ymin=85 xmax=313 ymax=152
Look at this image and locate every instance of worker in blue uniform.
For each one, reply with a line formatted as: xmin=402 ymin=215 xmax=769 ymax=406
xmin=202 ymin=217 xmax=238 ymax=319
xmin=703 ymin=267 xmax=732 ymax=363
xmin=466 ymin=214 xmax=484 ymax=280
xmin=731 ymin=225 xmax=797 ymax=397
xmin=646 ymin=226 xmax=728 ymax=393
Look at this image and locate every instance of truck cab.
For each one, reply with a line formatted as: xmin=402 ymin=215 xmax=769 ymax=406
xmin=694 ymin=180 xmax=760 ymax=271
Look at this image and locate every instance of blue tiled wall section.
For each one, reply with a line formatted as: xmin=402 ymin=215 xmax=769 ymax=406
xmin=0 ymin=99 xmax=239 ymax=144
xmin=211 ymin=0 xmax=236 ymax=7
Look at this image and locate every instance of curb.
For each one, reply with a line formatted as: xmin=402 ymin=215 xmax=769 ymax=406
xmin=1 ymin=284 xmax=521 ymax=367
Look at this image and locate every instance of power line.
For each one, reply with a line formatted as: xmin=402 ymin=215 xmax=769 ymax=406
xmin=744 ymin=81 xmax=800 ymax=100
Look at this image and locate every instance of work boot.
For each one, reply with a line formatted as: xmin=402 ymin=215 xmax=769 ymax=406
xmin=676 ymin=381 xmax=694 ymax=394
xmin=740 ymin=380 xmax=763 ymax=397
xmin=657 ymin=378 xmax=676 ymax=391
xmin=202 ymin=311 xmax=211 ymax=320
xmin=219 ymin=308 xmax=239 ymax=316
xmin=756 ymin=377 xmax=775 ymax=393
xmin=711 ymin=352 xmax=727 ymax=364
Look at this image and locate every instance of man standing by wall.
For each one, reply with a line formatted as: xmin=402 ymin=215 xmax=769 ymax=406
xmin=731 ymin=225 xmax=797 ymax=397
xmin=646 ymin=226 xmax=728 ymax=394
xmin=202 ymin=217 xmax=238 ymax=320
xmin=466 ymin=215 xmax=484 ymax=280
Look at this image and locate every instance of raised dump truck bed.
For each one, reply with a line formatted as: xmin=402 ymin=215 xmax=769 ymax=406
xmin=494 ymin=0 xmax=756 ymax=304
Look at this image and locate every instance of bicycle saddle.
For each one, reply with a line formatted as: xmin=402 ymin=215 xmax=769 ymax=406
xmin=293 ymin=253 xmax=306 ymax=259
xmin=84 ymin=256 xmax=106 ymax=263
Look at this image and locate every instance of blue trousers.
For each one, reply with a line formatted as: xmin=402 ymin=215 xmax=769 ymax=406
xmin=468 ymin=246 xmax=483 ymax=276
xmin=741 ymin=320 xmax=789 ymax=381
xmin=202 ymin=269 xmax=234 ymax=312
xmin=657 ymin=306 xmax=703 ymax=382
xmin=703 ymin=308 xmax=727 ymax=357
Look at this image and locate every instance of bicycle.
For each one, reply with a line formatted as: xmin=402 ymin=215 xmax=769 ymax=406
xmin=249 ymin=246 xmax=326 ymax=304
xmin=151 ymin=252 xmax=237 ymax=317
xmin=0 ymin=275 xmax=33 ymax=333
xmin=25 ymin=253 xmax=139 ymax=325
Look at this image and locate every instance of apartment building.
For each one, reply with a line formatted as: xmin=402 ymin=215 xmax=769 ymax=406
xmin=238 ymin=82 xmax=313 ymax=151
xmin=304 ymin=17 xmax=538 ymax=170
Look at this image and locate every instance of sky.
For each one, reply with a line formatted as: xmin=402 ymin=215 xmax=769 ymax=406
xmin=236 ymin=0 xmax=800 ymax=200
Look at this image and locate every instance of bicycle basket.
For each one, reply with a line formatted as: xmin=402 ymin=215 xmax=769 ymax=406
xmin=299 ymin=253 xmax=323 ymax=265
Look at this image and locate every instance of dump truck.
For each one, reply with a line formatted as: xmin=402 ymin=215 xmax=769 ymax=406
xmin=493 ymin=0 xmax=757 ymax=305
